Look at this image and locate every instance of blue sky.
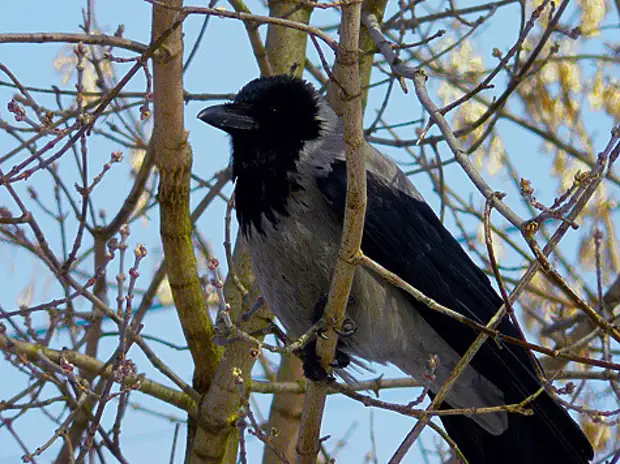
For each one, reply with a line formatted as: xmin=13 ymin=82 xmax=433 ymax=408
xmin=1 ymin=0 xmax=617 ymax=462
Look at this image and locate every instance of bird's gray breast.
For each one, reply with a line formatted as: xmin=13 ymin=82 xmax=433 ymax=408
xmin=242 ymin=180 xmax=342 ymax=339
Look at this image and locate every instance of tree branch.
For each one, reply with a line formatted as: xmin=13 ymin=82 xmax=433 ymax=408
xmin=296 ymin=0 xmax=366 ymax=462
xmin=0 ymin=32 xmax=147 ymax=53
xmin=0 ymin=334 xmax=196 ymax=415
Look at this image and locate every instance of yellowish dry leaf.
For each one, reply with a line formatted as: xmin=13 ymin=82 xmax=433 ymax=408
xmin=578 ymin=233 xmax=596 ymax=272
xmin=578 ymin=0 xmax=607 ymax=37
xmin=581 ymin=418 xmax=611 ymax=453
xmin=130 ymin=148 xmax=147 ymax=174
xmin=485 ymin=136 xmax=504 ymax=176
xmin=16 ymin=280 xmax=34 ymax=308
xmin=475 ymin=222 xmax=504 ymax=258
xmin=156 ymin=275 xmax=174 ymax=306
xmin=588 ymin=67 xmax=604 ymax=111
xmin=558 ymin=61 xmax=582 ymax=94
xmin=602 ymin=78 xmax=620 ymax=119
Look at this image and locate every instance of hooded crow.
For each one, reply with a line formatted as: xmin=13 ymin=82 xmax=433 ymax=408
xmin=198 ymin=75 xmax=593 ymax=464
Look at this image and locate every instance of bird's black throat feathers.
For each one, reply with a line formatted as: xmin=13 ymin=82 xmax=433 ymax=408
xmin=225 ymin=76 xmax=324 ymax=236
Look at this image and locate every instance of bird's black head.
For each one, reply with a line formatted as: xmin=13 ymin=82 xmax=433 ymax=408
xmin=198 ymin=75 xmax=325 ymax=236
xmin=198 ymin=75 xmax=322 ymax=145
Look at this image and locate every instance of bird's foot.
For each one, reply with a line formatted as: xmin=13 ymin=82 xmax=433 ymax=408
xmin=334 ymin=317 xmax=357 ymax=338
xmin=312 ymin=295 xmax=330 ymax=340
xmin=296 ymin=340 xmax=333 ymax=382
xmin=312 ymin=294 xmax=357 ymax=339
xmin=295 ymin=340 xmax=350 ymax=381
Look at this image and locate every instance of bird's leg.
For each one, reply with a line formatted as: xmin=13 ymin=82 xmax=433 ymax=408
xmin=335 ymin=317 xmax=357 ymax=338
xmin=295 ymin=294 xmax=354 ymax=381
xmin=312 ymin=293 xmax=358 ymax=339
xmin=295 ymin=339 xmax=332 ymax=381
xmin=312 ymin=294 xmax=330 ymax=340
xmin=294 ymin=338 xmax=351 ymax=381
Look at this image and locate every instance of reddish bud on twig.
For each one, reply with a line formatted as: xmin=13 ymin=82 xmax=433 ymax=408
xmin=7 ymin=99 xmax=25 ymax=121
xmin=59 ymin=356 xmax=75 ymax=373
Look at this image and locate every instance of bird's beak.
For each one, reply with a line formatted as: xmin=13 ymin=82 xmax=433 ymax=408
xmin=197 ymin=103 xmax=258 ymax=133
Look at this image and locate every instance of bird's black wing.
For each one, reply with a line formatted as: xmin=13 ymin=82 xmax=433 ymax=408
xmin=317 ymin=160 xmax=593 ymax=463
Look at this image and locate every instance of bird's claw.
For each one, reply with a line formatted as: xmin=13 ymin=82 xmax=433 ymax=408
xmin=313 ymin=293 xmax=357 ymax=338
xmin=334 ymin=316 xmax=357 ymax=337
xmin=317 ymin=328 xmax=330 ymax=340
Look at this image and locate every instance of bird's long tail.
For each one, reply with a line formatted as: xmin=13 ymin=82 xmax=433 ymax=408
xmin=428 ymin=391 xmax=592 ymax=464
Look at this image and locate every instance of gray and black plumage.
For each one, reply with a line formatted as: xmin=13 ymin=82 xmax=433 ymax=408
xmin=197 ymin=75 xmax=593 ymax=464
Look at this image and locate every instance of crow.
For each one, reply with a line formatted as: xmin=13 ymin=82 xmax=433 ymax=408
xmin=198 ymin=74 xmax=593 ymax=463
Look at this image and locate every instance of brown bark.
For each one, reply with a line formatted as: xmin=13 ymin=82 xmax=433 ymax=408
xmin=263 ymin=354 xmax=305 ymax=464
xmin=150 ymin=1 xmax=222 ymax=461
xmin=265 ymin=0 xmax=313 ymax=77
xmin=190 ymin=237 xmax=267 ymax=464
